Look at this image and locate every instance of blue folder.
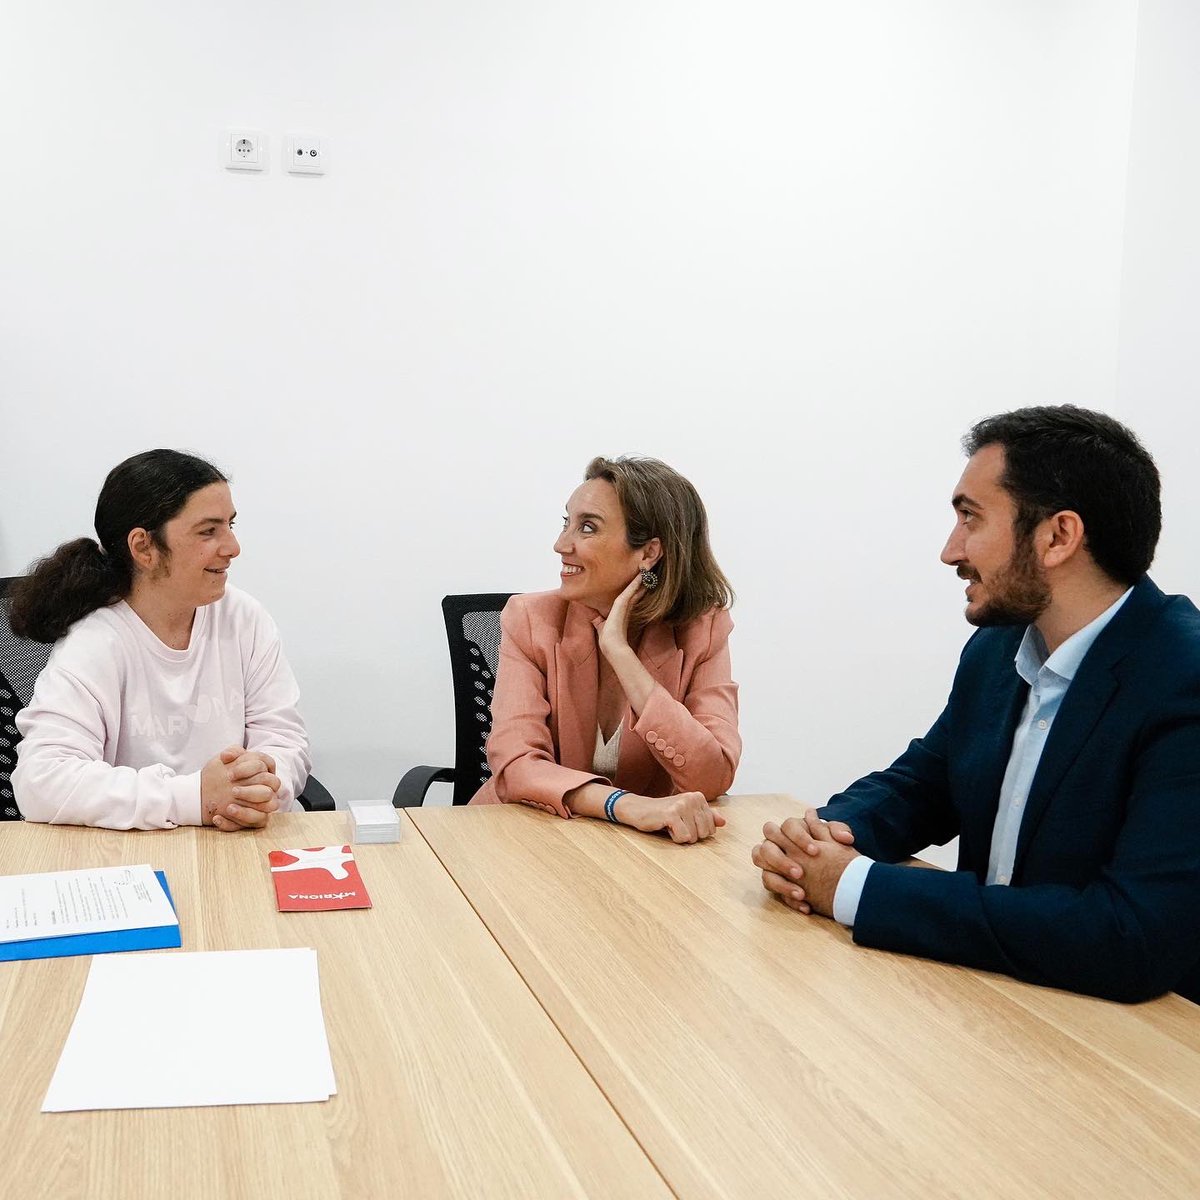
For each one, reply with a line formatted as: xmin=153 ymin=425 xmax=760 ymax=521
xmin=0 ymin=870 xmax=181 ymax=963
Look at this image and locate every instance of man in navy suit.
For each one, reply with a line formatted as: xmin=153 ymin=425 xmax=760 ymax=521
xmin=755 ymin=406 xmax=1200 ymax=1003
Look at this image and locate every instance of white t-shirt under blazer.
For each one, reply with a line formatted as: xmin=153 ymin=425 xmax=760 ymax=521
xmin=14 ymin=585 xmax=311 ymax=829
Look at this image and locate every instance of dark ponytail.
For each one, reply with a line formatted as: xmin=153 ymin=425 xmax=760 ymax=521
xmin=8 ymin=449 xmax=227 ymax=643
xmin=8 ymin=540 xmax=124 ymax=642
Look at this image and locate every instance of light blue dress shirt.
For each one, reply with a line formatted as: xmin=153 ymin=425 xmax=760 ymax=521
xmin=832 ymin=589 xmax=1133 ymax=927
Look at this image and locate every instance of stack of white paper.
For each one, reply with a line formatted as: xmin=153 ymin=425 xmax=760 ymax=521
xmin=42 ymin=948 xmax=335 ymax=1112
xmin=348 ymin=803 xmax=401 ymax=844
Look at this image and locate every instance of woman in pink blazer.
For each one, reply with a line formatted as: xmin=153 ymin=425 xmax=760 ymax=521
xmin=471 ymin=456 xmax=740 ymax=843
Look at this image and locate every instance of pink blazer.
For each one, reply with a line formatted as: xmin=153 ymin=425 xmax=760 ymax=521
xmin=470 ymin=591 xmax=740 ymax=817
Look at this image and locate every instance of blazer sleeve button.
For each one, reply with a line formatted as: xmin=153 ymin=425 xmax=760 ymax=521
xmin=673 ymin=754 xmax=686 ymax=767
xmin=655 ymin=738 xmax=668 ymax=752
xmin=646 ymin=730 xmax=658 ymax=742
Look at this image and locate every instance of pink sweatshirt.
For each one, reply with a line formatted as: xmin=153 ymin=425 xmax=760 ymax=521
xmin=13 ymin=586 xmax=310 ymax=829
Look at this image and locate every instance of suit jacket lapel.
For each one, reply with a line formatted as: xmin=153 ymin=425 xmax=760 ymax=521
xmin=1014 ymin=661 xmax=1119 ymax=871
xmin=961 ymin=665 xmax=1028 ymax=877
xmin=1014 ymin=577 xmax=1166 ymax=871
xmin=554 ymin=603 xmax=599 ymax=772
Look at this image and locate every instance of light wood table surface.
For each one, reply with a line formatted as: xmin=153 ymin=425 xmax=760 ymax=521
xmin=410 ymin=795 xmax=1200 ymax=1200
xmin=0 ymin=813 xmax=671 ymax=1200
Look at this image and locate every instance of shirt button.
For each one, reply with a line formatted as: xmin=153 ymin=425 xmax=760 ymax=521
xmin=999 ymin=874 xmax=1010 ymax=885
xmin=1037 ymin=719 xmax=1048 ymax=730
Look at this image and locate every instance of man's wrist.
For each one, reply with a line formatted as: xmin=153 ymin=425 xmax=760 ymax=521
xmin=832 ymin=854 xmax=874 ymax=926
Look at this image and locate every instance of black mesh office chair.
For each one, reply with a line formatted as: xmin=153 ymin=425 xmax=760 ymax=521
xmin=393 ymin=593 xmax=514 ymax=807
xmin=0 ymin=576 xmax=334 ymax=815
xmin=0 ymin=579 xmax=54 ymax=819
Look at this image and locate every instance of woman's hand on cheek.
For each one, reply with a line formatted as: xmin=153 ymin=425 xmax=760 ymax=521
xmin=598 ymin=573 xmax=642 ymax=662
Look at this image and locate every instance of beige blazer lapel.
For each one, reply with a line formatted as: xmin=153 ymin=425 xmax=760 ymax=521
xmin=554 ymin=603 xmax=600 ymax=773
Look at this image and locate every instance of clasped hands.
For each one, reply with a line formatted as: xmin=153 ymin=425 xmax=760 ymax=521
xmin=751 ymin=809 xmax=859 ymax=916
xmin=201 ymin=746 xmax=282 ymax=832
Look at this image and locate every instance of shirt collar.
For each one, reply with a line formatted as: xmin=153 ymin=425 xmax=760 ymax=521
xmin=1014 ymin=587 xmax=1134 ymax=687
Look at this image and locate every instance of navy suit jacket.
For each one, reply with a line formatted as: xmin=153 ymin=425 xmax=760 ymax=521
xmin=820 ymin=576 xmax=1200 ymax=1004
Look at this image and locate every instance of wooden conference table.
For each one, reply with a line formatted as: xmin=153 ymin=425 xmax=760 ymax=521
xmin=1 ymin=796 xmax=1197 ymax=1199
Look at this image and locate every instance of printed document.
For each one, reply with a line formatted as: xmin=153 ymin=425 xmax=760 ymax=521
xmin=0 ymin=864 xmax=178 ymax=944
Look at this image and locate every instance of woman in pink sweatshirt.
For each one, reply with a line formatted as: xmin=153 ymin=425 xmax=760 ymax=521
xmin=10 ymin=449 xmax=310 ymax=831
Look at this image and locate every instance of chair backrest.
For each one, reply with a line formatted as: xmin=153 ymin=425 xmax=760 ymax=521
xmin=0 ymin=578 xmax=54 ymax=821
xmin=441 ymin=593 xmax=514 ymax=806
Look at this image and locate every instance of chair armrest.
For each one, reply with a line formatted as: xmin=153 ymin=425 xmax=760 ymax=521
xmin=393 ymin=765 xmax=455 ymax=808
xmin=297 ymin=774 xmax=336 ymax=812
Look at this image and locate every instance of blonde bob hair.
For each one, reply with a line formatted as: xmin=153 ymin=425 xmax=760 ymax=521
xmin=584 ymin=455 xmax=733 ymax=627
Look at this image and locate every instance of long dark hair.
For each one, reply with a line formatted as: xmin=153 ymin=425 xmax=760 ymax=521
xmin=8 ymin=449 xmax=228 ymax=642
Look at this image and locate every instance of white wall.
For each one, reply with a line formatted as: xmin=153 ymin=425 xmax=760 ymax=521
xmin=1116 ymin=0 xmax=1200 ymax=596
xmin=1 ymin=3 xmax=1145 ymax=831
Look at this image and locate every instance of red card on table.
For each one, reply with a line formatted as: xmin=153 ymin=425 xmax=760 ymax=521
xmin=268 ymin=845 xmax=373 ymax=912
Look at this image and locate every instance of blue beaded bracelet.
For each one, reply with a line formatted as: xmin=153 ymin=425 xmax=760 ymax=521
xmin=604 ymin=789 xmax=628 ymax=823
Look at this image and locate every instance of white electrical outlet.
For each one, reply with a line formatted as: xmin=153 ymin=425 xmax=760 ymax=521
xmin=224 ymin=129 xmax=267 ymax=172
xmin=286 ymin=135 xmax=328 ymax=175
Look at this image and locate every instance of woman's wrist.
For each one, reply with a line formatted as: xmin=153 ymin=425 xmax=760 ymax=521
xmin=563 ymin=781 xmax=648 ymax=827
xmin=564 ymin=780 xmax=620 ymax=820
xmin=604 ymin=788 xmax=628 ymax=822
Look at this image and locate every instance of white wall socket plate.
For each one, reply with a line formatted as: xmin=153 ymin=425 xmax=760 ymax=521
xmin=286 ymin=135 xmax=328 ymax=175
xmin=224 ymin=129 xmax=267 ymax=171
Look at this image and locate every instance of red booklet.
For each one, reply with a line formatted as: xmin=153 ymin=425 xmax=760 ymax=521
xmin=268 ymin=846 xmax=373 ymax=912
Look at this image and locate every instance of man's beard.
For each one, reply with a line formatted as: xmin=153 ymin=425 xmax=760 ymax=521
xmin=961 ymin=536 xmax=1051 ymax=627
